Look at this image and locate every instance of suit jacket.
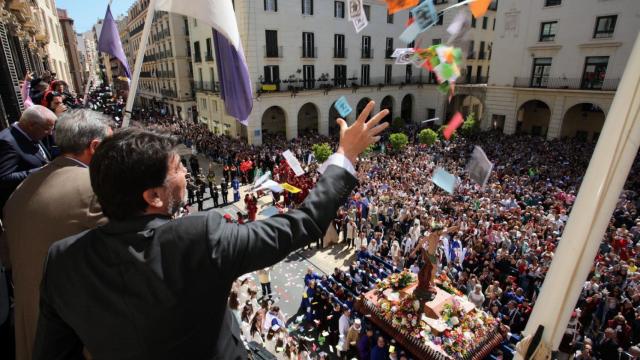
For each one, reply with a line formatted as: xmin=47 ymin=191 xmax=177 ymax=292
xmin=34 ymin=164 xmax=357 ymax=360
xmin=3 ymin=156 xmax=106 ymax=360
xmin=0 ymin=125 xmax=50 ymax=212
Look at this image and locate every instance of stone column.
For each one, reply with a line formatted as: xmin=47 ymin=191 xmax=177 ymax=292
xmin=547 ymin=95 xmax=565 ymax=140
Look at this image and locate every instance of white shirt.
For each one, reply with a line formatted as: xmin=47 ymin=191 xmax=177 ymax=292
xmin=339 ymin=314 xmax=350 ymax=337
xmin=318 ymin=153 xmax=356 ymax=176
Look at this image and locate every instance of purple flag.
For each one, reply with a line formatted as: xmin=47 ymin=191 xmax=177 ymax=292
xmin=97 ymin=5 xmax=131 ymax=78
xmin=213 ymin=30 xmax=253 ymax=125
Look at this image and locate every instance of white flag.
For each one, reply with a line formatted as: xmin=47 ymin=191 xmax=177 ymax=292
xmin=282 ymin=150 xmax=305 ymax=176
xmin=155 ymin=0 xmax=240 ymax=48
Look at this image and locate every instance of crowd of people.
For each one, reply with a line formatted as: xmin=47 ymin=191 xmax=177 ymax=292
xmin=115 ymin=106 xmax=640 ymax=359
xmin=1 ymin=71 xmax=640 ymax=360
xmin=134 ymin=110 xmax=640 ymax=359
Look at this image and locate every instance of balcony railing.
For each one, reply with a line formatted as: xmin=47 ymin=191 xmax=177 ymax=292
xmin=160 ymin=88 xmax=177 ymax=98
xmin=467 ymin=51 xmax=475 ymax=59
xmin=478 ymin=51 xmax=486 ymax=60
xmin=194 ymin=81 xmax=220 ymax=92
xmin=194 ymin=54 xmax=202 ymax=63
xmin=256 ymin=74 xmax=427 ymax=95
xmin=514 ymin=77 xmax=620 ymax=91
xmin=361 ymin=48 xmax=374 ymax=59
xmin=205 ymin=52 xmax=214 ymax=61
xmin=333 ymin=48 xmax=347 ymax=59
xmin=459 ymin=76 xmax=489 ymax=85
xmin=143 ymin=54 xmax=157 ymax=62
xmin=129 ymin=24 xmax=144 ymax=36
xmin=264 ymin=46 xmax=283 ymax=58
xmin=301 ymin=47 xmax=317 ymax=58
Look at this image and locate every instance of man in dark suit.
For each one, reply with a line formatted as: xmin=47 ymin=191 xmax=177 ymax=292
xmin=0 ymin=105 xmax=56 ymax=213
xmin=33 ymin=101 xmax=388 ymax=360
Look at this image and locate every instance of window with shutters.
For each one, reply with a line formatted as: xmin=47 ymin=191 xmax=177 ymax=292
xmin=361 ymin=64 xmax=370 ymax=86
xmin=302 ymin=0 xmax=313 ymax=15
xmin=334 ymin=65 xmax=347 ymax=87
xmin=264 ymin=0 xmax=277 ymax=12
xmin=334 ymin=1 xmax=345 ymax=18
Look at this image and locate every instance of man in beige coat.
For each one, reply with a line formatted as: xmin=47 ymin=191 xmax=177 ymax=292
xmin=2 ymin=109 xmax=111 ymax=360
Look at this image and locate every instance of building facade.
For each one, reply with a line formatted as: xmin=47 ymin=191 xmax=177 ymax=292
xmin=36 ymin=0 xmax=70 ymax=84
xmin=0 ymin=0 xmax=50 ymax=128
xmin=483 ymin=0 xmax=639 ymax=141
xmin=128 ymin=0 xmax=194 ymax=120
xmin=188 ymin=0 xmax=497 ymax=144
xmin=80 ymin=30 xmax=99 ymax=87
xmin=56 ymin=8 xmax=82 ymax=93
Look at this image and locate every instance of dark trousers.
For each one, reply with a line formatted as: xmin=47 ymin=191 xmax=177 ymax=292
xmin=261 ymin=282 xmax=272 ymax=297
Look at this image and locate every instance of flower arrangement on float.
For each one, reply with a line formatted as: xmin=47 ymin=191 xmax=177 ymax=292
xmin=371 ymin=273 xmax=500 ymax=359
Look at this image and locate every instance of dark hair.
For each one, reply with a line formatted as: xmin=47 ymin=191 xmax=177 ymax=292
xmin=90 ymin=128 xmax=179 ymax=220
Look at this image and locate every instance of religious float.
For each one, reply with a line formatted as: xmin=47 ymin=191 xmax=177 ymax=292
xmin=355 ymin=228 xmax=506 ymax=360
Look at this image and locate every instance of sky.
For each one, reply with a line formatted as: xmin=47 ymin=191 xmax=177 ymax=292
xmin=55 ymin=0 xmax=136 ymax=34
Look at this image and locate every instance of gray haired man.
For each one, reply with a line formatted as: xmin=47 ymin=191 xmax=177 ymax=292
xmin=2 ymin=109 xmax=112 ymax=360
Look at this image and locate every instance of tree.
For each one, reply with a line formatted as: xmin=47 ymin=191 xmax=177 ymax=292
xmin=392 ymin=116 xmax=405 ymax=131
xmin=418 ymin=128 xmax=438 ymax=146
xmin=389 ymin=133 xmax=409 ymax=152
xmin=362 ymin=144 xmax=375 ymax=156
xmin=460 ymin=112 xmax=479 ymax=137
xmin=312 ymin=143 xmax=332 ymax=163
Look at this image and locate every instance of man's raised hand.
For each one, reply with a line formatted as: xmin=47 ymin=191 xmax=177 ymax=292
xmin=336 ymin=101 xmax=389 ymax=164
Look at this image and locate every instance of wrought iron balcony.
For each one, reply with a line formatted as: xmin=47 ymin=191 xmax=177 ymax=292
xmin=301 ymin=47 xmax=317 ymax=58
xmin=333 ymin=48 xmax=347 ymax=59
xmin=514 ymin=77 xmax=620 ymax=91
xmin=205 ymin=53 xmax=214 ymax=61
xmin=361 ymin=48 xmax=374 ymax=59
xmin=160 ymin=88 xmax=177 ymax=98
xmin=255 ymin=74 xmax=427 ymax=95
xmin=194 ymin=81 xmax=220 ymax=93
xmin=264 ymin=46 xmax=283 ymax=58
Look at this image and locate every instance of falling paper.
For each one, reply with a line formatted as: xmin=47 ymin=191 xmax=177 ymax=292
xmin=412 ymin=0 xmax=438 ymax=30
xmin=282 ymin=150 xmax=305 ymax=176
xmin=469 ymin=0 xmax=492 ymax=18
xmin=252 ymin=171 xmax=272 ymax=189
xmin=400 ymin=0 xmax=437 ymax=43
xmin=334 ymin=96 xmax=353 ymax=118
xmin=348 ymin=0 xmax=368 ymax=32
xmin=447 ymin=9 xmax=472 ymax=44
xmin=385 ymin=0 xmax=419 ymax=15
xmin=466 ymin=145 xmax=494 ymax=187
xmin=396 ymin=50 xmax=416 ymax=65
xmin=391 ymin=48 xmax=414 ymax=57
xmin=256 ymin=180 xmax=284 ymax=193
xmin=432 ymin=167 xmax=458 ymax=194
xmin=280 ymin=183 xmax=302 ymax=194
xmin=443 ymin=112 xmax=464 ymax=140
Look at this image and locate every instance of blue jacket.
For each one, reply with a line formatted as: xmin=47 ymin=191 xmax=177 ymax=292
xmin=0 ymin=125 xmax=49 ymax=212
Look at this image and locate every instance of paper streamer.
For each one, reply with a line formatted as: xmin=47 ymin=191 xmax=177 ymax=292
xmin=469 ymin=0 xmax=492 ymax=18
xmin=282 ymin=150 xmax=305 ymax=176
xmin=385 ymin=0 xmax=420 ymax=15
xmin=444 ymin=112 xmax=464 ymax=140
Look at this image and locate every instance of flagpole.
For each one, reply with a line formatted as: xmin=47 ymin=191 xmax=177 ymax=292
xmin=516 ymin=33 xmax=640 ymax=355
xmin=122 ymin=0 xmax=157 ymax=127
